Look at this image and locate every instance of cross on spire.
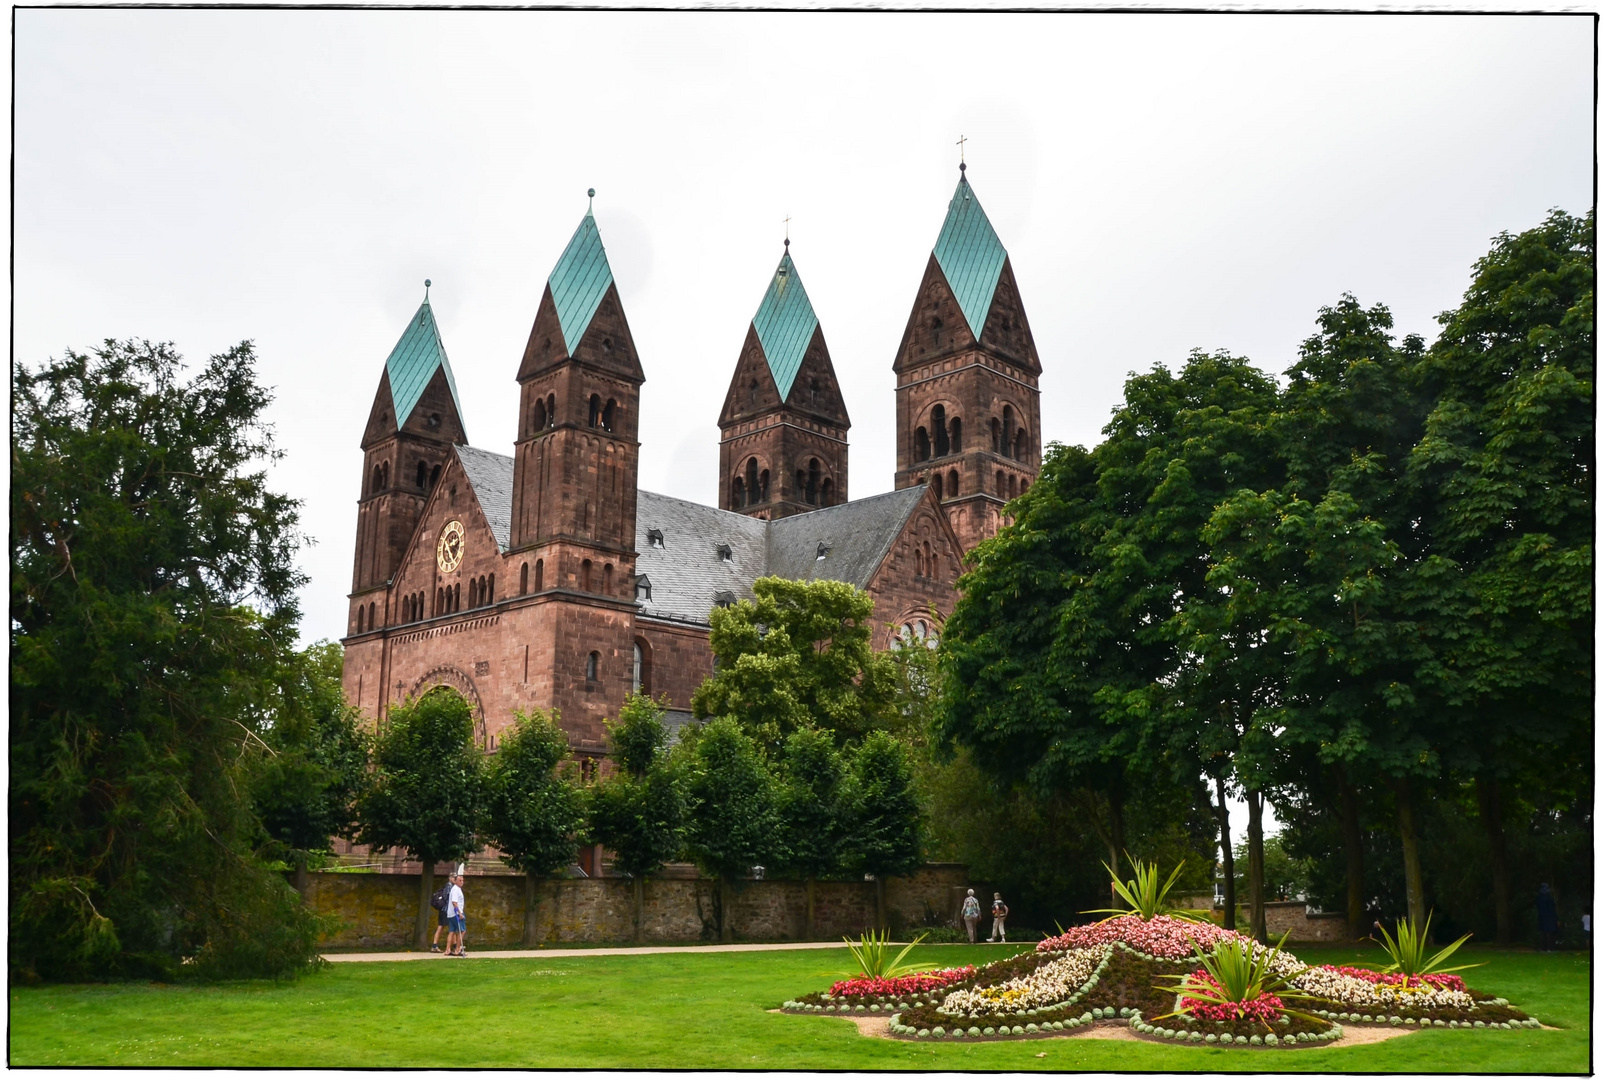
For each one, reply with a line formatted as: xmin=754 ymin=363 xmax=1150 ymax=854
xmin=783 ymin=214 xmax=792 ymax=251
xmin=956 ymin=134 xmax=968 ymax=163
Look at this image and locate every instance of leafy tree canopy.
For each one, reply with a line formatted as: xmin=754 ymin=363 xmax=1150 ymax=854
xmin=357 ymin=687 xmax=485 ymax=868
xmin=484 ymin=708 xmax=584 ymax=879
xmin=587 ymin=694 xmax=684 ymax=881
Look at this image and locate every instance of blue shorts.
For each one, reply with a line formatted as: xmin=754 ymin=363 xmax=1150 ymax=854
xmin=448 ymin=916 xmax=466 ymax=933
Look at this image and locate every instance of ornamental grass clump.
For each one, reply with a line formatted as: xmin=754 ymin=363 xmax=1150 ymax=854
xmin=843 ymin=929 xmax=929 ymax=979
xmin=1371 ymin=912 xmax=1481 ymax=979
xmin=1084 ymin=855 xmax=1212 ymax=923
xmin=1155 ymin=932 xmax=1317 ymax=1030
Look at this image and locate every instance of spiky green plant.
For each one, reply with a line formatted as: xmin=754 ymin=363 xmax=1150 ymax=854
xmin=842 ymin=928 xmax=929 ymax=978
xmin=1372 ymin=912 xmax=1482 ymax=978
xmin=1153 ymin=932 xmax=1317 ymax=1029
xmin=1083 ymin=854 xmax=1213 ymax=922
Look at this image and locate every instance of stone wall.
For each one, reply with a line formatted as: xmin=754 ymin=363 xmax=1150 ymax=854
xmin=1264 ymin=901 xmax=1350 ymax=942
xmin=304 ymin=864 xmax=972 ymax=949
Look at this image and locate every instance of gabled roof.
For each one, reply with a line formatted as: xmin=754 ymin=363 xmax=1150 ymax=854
xmin=385 ymin=297 xmax=465 ymax=430
xmin=548 ymin=209 xmax=616 ymax=354
xmin=767 ymin=488 xmax=927 ymax=587
xmin=751 ymin=251 xmax=819 ymax=401
xmin=932 ymin=173 xmax=1008 ymax=339
xmin=635 ymin=490 xmax=769 ymax=625
xmin=455 ymin=445 xmax=514 ymax=553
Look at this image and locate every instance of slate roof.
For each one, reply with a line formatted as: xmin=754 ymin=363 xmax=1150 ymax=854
xmin=548 ymin=209 xmax=615 ymax=354
xmin=932 ymin=173 xmax=1008 ymax=340
xmin=455 ymin=445 xmax=514 ymax=553
xmin=385 ymin=297 xmax=465 ymax=431
xmin=447 ymin=451 xmax=928 ymax=628
xmin=751 ymin=251 xmax=819 ymax=401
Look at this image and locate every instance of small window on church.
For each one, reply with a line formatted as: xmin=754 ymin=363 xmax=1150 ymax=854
xmin=815 ymin=542 xmax=830 ymax=561
xmin=748 ymin=379 xmax=759 ymax=408
xmin=582 ymin=559 xmax=593 ymax=592
xmin=588 ymin=395 xmax=602 ymax=428
xmin=933 ymin=406 xmax=948 ymax=456
xmin=602 ymin=399 xmax=617 ymax=433
xmin=427 ymin=412 xmax=442 ymax=430
xmin=717 ymin=544 xmax=732 ymax=563
xmin=914 ymin=427 xmax=931 ymax=463
xmin=950 ymin=417 xmax=963 ymax=453
xmin=647 ymin=529 xmax=664 ymax=549
xmin=603 ymin=563 xmax=613 ymax=594
xmin=535 ymin=558 xmax=544 ymax=591
xmin=947 ymin=469 xmax=960 ymax=498
xmin=635 ymin=575 xmax=652 ymax=602
xmin=810 ymin=377 xmax=820 ymax=402
xmin=713 ymin=590 xmax=736 ymax=608
xmin=586 ymin=651 xmax=599 ymax=682
xmin=534 ymin=399 xmax=547 ymax=431
xmin=759 ymin=470 xmax=770 ymax=502
xmin=520 ymin=563 xmax=529 ymax=594
xmin=546 ymin=394 xmax=556 ymax=427
xmin=416 ymin=461 xmax=427 ymax=488
xmin=820 ymin=478 xmax=833 ymax=507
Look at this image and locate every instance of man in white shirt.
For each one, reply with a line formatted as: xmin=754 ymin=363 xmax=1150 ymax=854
xmin=446 ymin=874 xmax=466 ymax=957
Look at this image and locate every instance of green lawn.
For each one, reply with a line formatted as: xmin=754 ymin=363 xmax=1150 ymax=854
xmin=8 ymin=942 xmax=1589 ymax=1070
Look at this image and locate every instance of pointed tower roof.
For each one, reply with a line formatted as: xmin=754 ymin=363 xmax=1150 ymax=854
xmin=384 ymin=289 xmax=464 ymax=430
xmin=932 ymin=169 xmax=1008 ymax=339
xmin=547 ymin=196 xmax=616 ymax=354
xmin=751 ymin=249 xmax=820 ymax=400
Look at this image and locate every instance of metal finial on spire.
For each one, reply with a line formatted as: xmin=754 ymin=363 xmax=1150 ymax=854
xmin=424 ymin=278 xmax=432 ymax=298
xmin=783 ymin=213 xmax=792 ymax=252
xmin=587 ymin=187 xmax=596 ymax=213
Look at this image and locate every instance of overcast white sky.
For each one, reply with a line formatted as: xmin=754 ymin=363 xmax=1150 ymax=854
xmin=16 ymin=10 xmax=1593 ymax=677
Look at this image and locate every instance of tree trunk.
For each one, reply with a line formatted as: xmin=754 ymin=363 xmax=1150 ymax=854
xmin=1336 ymin=766 xmax=1367 ymax=938
xmin=1394 ymin=777 xmax=1426 ymax=929
xmin=633 ymin=875 xmax=645 ymax=943
xmin=1476 ymin=774 xmax=1513 ymax=944
xmin=415 ymin=862 xmax=435 ymax=951
xmin=719 ymin=874 xmax=733 ymax=943
xmin=523 ymin=871 xmax=540 ymax=947
xmin=293 ymin=854 xmax=309 ymax=899
xmin=805 ymin=877 xmax=817 ymax=940
xmin=1214 ymin=774 xmax=1237 ymax=931
xmin=1246 ymin=789 xmax=1267 ymax=943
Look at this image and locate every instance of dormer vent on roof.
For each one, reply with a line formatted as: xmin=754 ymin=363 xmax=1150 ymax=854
xmin=647 ymin=528 xmax=665 ymax=549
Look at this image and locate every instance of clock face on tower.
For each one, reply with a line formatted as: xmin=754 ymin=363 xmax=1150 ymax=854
xmin=436 ymin=520 xmax=465 ymax=574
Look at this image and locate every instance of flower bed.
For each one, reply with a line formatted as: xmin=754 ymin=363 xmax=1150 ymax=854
xmin=778 ymin=929 xmax=1542 ymax=1044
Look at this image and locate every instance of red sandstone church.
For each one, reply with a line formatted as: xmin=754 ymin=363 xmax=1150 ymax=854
xmin=341 ymin=166 xmax=1043 ymax=763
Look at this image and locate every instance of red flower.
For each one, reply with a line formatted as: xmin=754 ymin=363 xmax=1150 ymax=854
xmin=828 ymin=966 xmax=975 ymax=998
xmin=1181 ymin=970 xmax=1285 ymax=1022
xmin=1319 ymin=965 xmax=1466 ymax=993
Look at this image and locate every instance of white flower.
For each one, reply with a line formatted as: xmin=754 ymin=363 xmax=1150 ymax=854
xmin=939 ymin=947 xmax=1107 ymax=1015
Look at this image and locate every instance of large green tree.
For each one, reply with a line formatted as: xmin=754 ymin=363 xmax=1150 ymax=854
xmin=483 ymin=708 xmax=585 ymax=946
xmin=774 ymin=725 xmax=854 ymax=938
xmin=692 ymin=577 xmax=898 ymax=749
xmin=11 ymin=339 xmax=322 ymax=981
xmin=676 ymin=718 xmax=780 ymax=942
xmin=587 ymin=694 xmax=685 ymax=942
xmin=356 ymin=688 xmax=486 ymax=948
xmin=847 ymin=729 xmax=923 ymax=930
xmin=251 ymin=640 xmax=370 ymax=894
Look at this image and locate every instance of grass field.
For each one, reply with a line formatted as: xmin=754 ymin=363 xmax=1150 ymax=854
xmin=8 ymin=942 xmax=1590 ymax=1070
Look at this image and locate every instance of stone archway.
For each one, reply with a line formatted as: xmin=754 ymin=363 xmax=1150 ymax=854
xmin=408 ymin=665 xmax=488 ymax=746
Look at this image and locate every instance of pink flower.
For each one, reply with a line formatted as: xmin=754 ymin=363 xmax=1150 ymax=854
xmin=829 ymin=967 xmax=975 ymax=998
xmin=1037 ymin=915 xmax=1258 ymax=960
xmin=1181 ymin=971 xmax=1285 ymax=1022
xmin=1319 ymin=965 xmax=1466 ymax=993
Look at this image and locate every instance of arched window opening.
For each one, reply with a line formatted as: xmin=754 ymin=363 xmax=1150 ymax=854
xmin=602 ymin=399 xmax=617 ymax=433
xmin=356 ymin=606 xmax=364 ymax=634
xmin=603 ymin=564 xmax=614 ymax=594
xmin=486 ymin=573 xmax=494 ymax=604
xmin=914 ymin=427 xmax=931 ymax=462
xmin=806 ymin=459 xmax=821 ymax=506
xmin=930 ymin=317 xmax=943 ymax=348
xmin=586 ymin=651 xmax=599 ymax=682
xmin=990 ymin=417 xmax=1002 ymax=454
xmin=582 ymin=559 xmax=593 ymax=592
xmin=1003 ymin=406 xmax=1016 ymax=460
xmin=382 ymin=462 xmax=390 ymax=489
xmin=795 ymin=469 xmax=806 ymax=500
xmin=1021 ymin=480 xmax=1031 ymax=494
xmin=820 ymin=478 xmax=834 ymax=507
xmin=520 ymin=563 xmax=529 ymax=594
xmin=429 ymin=464 xmax=441 ymax=489
xmin=468 ymin=578 xmax=477 ymax=608
xmin=588 ymin=394 xmax=602 ymax=428
xmin=371 ymin=464 xmax=383 ymax=494
xmin=633 ymin=639 xmax=652 ymax=694
xmin=633 ymin=642 xmax=643 ymax=692
xmin=947 ymin=469 xmax=960 ymax=498
xmin=950 ymin=417 xmax=963 ymax=453
xmin=435 ymin=587 xmax=443 ymax=615
xmin=415 ymin=460 xmax=427 ymax=488
xmin=809 ymin=377 xmax=821 ymax=403
xmin=1014 ymin=428 xmax=1028 ymax=462
xmin=933 ymin=405 xmax=949 ymax=456
xmin=546 ymin=394 xmax=557 ymax=427
xmin=534 ymin=398 xmax=547 ymax=431
xmin=745 ymin=459 xmax=760 ymax=507
xmin=996 ymin=470 xmax=1006 ymax=496
xmin=748 ymin=379 xmax=759 ymax=407
xmin=1008 ymin=474 xmax=1018 ymax=498
xmin=731 ymin=476 xmax=745 ymax=511
xmin=535 ymin=559 xmax=544 ymax=591
xmin=454 ymin=583 xmax=462 ymax=612
xmin=759 ymin=470 xmax=770 ymax=502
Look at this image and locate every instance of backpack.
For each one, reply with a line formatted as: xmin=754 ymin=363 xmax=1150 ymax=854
xmin=430 ymin=880 xmax=452 ymax=912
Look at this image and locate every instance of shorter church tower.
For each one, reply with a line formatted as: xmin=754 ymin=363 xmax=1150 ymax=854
xmin=718 ymin=241 xmax=850 ymax=519
xmin=349 ymin=284 xmax=466 ymax=635
xmin=893 ymin=165 xmax=1042 ymax=551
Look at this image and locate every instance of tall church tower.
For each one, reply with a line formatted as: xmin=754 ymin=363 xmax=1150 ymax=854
xmin=509 ymin=195 xmax=644 ymax=743
xmin=349 ymin=285 xmax=467 ymax=634
xmin=718 ymin=241 xmax=850 ymax=519
xmin=893 ymin=165 xmax=1042 ymax=552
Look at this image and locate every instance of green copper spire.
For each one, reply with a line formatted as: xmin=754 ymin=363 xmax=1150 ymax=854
xmin=751 ymin=247 xmax=819 ymax=401
xmin=385 ymin=284 xmax=464 ymax=431
xmin=932 ymin=168 xmax=1008 ymax=339
xmin=547 ymin=192 xmax=616 ymax=355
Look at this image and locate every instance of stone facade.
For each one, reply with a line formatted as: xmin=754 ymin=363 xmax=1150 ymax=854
xmin=303 ymin=864 xmax=972 ymax=949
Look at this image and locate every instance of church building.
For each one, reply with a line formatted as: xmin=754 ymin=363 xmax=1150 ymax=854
xmin=340 ymin=165 xmax=1043 ymax=764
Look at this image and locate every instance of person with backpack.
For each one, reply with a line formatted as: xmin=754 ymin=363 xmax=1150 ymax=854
xmin=961 ymin=889 xmax=982 ymax=943
xmin=988 ymin=892 xmax=1009 ymax=943
xmin=429 ymin=874 xmax=452 ymax=953
xmin=446 ymin=873 xmax=467 ymax=956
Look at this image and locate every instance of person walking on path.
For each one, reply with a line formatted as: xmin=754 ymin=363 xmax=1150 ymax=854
xmin=1537 ymin=884 xmax=1558 ymax=951
xmin=961 ymin=889 xmax=982 ymax=943
xmin=430 ymin=873 xmax=452 ymax=952
xmin=988 ymin=893 xmax=1009 ymax=943
xmin=446 ymin=873 xmax=467 ymax=957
